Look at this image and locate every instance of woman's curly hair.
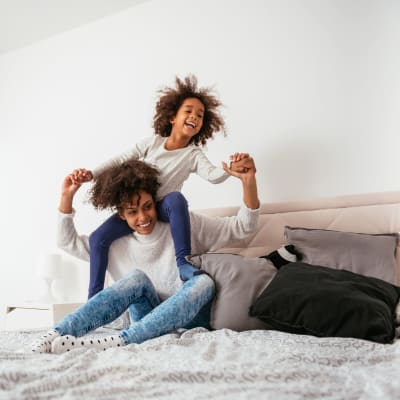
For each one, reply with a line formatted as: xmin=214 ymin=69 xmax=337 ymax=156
xmin=153 ymin=74 xmax=226 ymax=146
xmin=88 ymin=159 xmax=160 ymax=213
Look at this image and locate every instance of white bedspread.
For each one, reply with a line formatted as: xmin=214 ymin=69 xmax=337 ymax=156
xmin=1 ymin=327 xmax=400 ymax=399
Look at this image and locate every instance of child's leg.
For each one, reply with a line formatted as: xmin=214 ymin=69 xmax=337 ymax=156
xmin=157 ymin=192 xmax=191 ymax=266
xmin=88 ymin=213 xmax=133 ymax=298
xmin=157 ymin=192 xmax=206 ymax=281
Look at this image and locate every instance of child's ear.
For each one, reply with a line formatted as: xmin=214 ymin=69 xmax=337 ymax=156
xmin=170 ymin=114 xmax=177 ymax=124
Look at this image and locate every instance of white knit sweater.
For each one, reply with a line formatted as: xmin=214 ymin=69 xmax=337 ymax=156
xmin=93 ymin=135 xmax=230 ymax=199
xmin=57 ymin=205 xmax=259 ymax=300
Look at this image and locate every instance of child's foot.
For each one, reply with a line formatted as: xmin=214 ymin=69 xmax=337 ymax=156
xmin=51 ymin=334 xmax=123 ymax=354
xmin=31 ymin=329 xmax=60 ymax=353
xmin=178 ymin=262 xmax=205 ymax=281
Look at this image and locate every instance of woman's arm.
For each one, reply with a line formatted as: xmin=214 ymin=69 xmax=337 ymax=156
xmin=57 ymin=174 xmax=90 ymax=261
xmin=222 ymin=155 xmax=260 ymax=210
xmin=59 ymin=173 xmax=82 ymax=214
xmin=190 ymin=155 xmax=260 ymax=253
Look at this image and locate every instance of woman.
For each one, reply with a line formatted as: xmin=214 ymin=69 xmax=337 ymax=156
xmin=31 ymin=155 xmax=260 ymax=353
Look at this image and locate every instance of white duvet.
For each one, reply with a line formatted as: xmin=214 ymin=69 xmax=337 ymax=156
xmin=1 ymin=327 xmax=400 ymax=399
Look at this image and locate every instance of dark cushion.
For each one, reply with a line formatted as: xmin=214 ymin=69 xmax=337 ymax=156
xmin=249 ymin=262 xmax=400 ymax=344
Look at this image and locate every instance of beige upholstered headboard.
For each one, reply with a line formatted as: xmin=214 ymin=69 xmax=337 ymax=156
xmin=196 ymin=191 xmax=400 ymax=284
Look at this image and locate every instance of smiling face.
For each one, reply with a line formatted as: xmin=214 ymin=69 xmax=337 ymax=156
xmin=119 ymin=190 xmax=157 ymax=235
xmin=170 ymin=97 xmax=205 ymax=140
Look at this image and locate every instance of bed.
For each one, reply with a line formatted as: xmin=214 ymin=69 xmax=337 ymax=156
xmin=2 ymin=191 xmax=400 ymax=399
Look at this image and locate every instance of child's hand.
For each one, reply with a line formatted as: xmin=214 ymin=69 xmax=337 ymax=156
xmin=229 ymin=152 xmax=249 ymax=163
xmin=229 ymin=153 xmax=250 ymax=173
xmin=70 ymin=168 xmax=93 ymax=184
xmin=222 ymin=155 xmax=256 ymax=179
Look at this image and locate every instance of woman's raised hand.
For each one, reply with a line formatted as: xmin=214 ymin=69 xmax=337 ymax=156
xmin=222 ymin=153 xmax=256 ymax=178
xmin=61 ymin=174 xmax=82 ymax=198
xmin=61 ymin=168 xmax=92 ymax=199
xmin=70 ymin=168 xmax=93 ymax=184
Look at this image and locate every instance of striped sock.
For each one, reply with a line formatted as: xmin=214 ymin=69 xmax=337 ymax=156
xmin=51 ymin=334 xmax=124 ymax=354
xmin=261 ymin=245 xmax=300 ymax=269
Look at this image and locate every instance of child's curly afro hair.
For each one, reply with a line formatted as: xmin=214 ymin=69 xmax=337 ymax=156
xmin=153 ymin=74 xmax=226 ymax=146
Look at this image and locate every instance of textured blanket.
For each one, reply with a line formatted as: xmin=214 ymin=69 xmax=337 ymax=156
xmin=1 ymin=327 xmax=400 ymax=399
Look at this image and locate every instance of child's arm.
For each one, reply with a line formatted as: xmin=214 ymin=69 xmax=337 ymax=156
xmin=194 ymin=151 xmax=231 ymax=184
xmin=194 ymin=151 xmax=252 ymax=183
xmin=91 ymin=136 xmax=152 ymax=179
xmin=71 ymin=136 xmax=152 ymax=183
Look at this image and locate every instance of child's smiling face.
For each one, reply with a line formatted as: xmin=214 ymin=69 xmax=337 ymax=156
xmin=170 ymin=97 xmax=205 ymax=139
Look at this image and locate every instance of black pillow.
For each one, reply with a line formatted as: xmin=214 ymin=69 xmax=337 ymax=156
xmin=249 ymin=262 xmax=400 ymax=344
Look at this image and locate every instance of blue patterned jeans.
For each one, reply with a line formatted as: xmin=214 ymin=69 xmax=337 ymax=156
xmin=54 ymin=270 xmax=215 ymax=345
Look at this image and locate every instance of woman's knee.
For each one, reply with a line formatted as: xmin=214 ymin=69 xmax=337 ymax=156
xmin=186 ymin=274 xmax=215 ymax=300
xmin=200 ymin=274 xmax=216 ymax=296
xmin=112 ymin=269 xmax=152 ymax=292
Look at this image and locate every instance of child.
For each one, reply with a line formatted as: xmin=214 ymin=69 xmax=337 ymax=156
xmin=71 ymin=75 xmax=248 ymax=298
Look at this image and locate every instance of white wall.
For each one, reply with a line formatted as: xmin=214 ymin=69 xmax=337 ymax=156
xmin=1 ymin=0 xmax=399 ymax=305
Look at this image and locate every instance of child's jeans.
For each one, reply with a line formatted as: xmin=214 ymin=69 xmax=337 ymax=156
xmin=54 ymin=271 xmax=215 ymax=345
xmin=88 ymin=191 xmax=191 ymax=298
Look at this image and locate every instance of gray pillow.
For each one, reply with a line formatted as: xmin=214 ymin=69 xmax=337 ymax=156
xmin=285 ymin=226 xmax=398 ymax=284
xmin=188 ymin=253 xmax=276 ymax=331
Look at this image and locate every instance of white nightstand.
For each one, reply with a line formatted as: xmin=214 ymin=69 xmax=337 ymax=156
xmin=2 ymin=302 xmax=83 ymax=331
